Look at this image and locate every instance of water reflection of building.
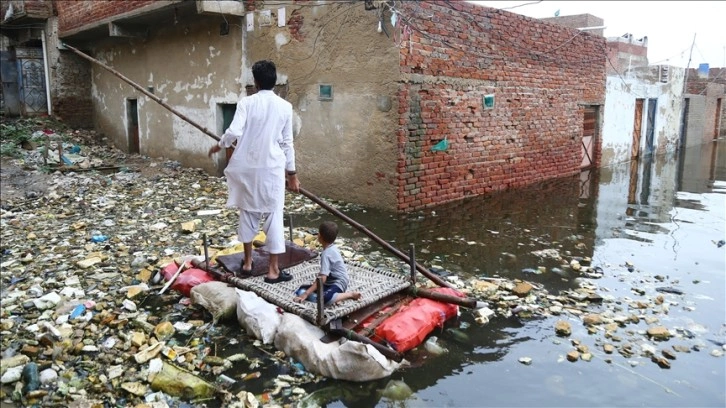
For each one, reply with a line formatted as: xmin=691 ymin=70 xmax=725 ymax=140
xmin=595 ymin=141 xmax=719 ymax=247
xmin=375 ymin=174 xmax=599 ymax=294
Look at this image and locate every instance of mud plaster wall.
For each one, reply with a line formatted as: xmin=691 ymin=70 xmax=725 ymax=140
xmin=244 ymin=2 xmax=400 ymax=211
xmin=396 ymin=2 xmax=606 ymax=212
xmin=90 ymin=15 xmax=243 ymax=171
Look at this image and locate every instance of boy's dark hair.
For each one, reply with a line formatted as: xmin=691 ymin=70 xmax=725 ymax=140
xmin=318 ymin=221 xmax=338 ymax=244
xmin=252 ymin=60 xmax=277 ymax=90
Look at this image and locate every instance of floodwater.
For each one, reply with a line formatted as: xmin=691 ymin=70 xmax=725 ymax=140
xmin=288 ymin=140 xmax=726 ymax=407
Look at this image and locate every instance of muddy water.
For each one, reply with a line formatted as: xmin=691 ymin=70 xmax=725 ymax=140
xmin=290 ymin=140 xmax=725 ymax=407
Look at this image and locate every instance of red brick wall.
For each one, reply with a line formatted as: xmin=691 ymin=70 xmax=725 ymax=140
xmin=0 ymin=1 xmax=53 ymax=21
xmin=686 ymin=67 xmax=726 ymax=94
xmin=395 ymin=1 xmax=606 ymax=212
xmin=56 ymin=1 xmax=158 ymax=34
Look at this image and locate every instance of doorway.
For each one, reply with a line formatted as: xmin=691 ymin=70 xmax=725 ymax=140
xmin=580 ymin=106 xmax=598 ymax=169
xmin=632 ymin=99 xmax=644 ymax=159
xmin=679 ymin=98 xmax=690 ymax=149
xmin=126 ymin=98 xmax=139 ymax=154
xmin=218 ymin=103 xmax=236 ymax=164
xmin=713 ymin=98 xmax=722 ymax=140
xmin=645 ymin=98 xmax=657 ymax=155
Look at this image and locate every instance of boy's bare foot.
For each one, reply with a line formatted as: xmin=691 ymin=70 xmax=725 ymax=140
xmin=351 ymin=292 xmax=361 ymax=300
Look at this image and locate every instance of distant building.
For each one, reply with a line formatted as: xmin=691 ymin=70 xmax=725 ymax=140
xmin=543 ymin=14 xmax=686 ymax=166
xmin=682 ymin=66 xmax=726 ymax=144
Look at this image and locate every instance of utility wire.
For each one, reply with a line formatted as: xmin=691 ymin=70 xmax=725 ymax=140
xmin=498 ymin=1 xmax=543 ymax=10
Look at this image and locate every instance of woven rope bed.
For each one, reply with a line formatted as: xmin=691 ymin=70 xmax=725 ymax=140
xmin=234 ymin=260 xmax=412 ymax=325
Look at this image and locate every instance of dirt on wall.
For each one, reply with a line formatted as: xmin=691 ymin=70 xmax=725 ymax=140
xmin=244 ymin=2 xmax=401 ymax=211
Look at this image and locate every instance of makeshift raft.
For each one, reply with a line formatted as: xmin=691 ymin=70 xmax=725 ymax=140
xmin=59 ymin=43 xmax=484 ymax=379
xmin=191 ymin=236 xmax=483 ymax=365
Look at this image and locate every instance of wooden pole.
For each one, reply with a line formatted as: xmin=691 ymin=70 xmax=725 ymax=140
xmin=328 ymin=321 xmax=403 ymax=361
xmin=409 ymin=244 xmax=417 ymax=284
xmin=60 ymin=42 xmax=221 ymax=142
xmin=62 ymin=42 xmax=454 ymax=291
xmin=409 ymin=286 xmax=484 ymax=309
xmin=316 ymin=276 xmax=324 ymax=326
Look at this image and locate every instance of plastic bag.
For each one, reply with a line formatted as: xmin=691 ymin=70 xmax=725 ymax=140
xmin=374 ymin=287 xmax=461 ymax=352
xmin=171 ymin=268 xmax=215 ymax=297
xmin=190 ymin=281 xmax=238 ymax=323
xmin=235 ymin=289 xmax=281 ymax=344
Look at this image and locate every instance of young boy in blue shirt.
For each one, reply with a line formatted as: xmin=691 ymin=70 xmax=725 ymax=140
xmin=293 ymin=221 xmax=361 ymax=305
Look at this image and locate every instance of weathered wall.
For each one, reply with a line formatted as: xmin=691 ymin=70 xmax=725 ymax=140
xmin=89 ymin=14 xmax=244 ymax=170
xmin=42 ymin=17 xmax=94 ymax=128
xmin=684 ymin=67 xmax=725 ymax=142
xmin=243 ymin=2 xmax=401 ymax=210
xmin=55 ymin=1 xmax=168 ymax=36
xmin=602 ymin=65 xmax=684 ymax=165
xmin=395 ymin=2 xmax=606 ymax=212
xmin=0 ymin=0 xmax=53 ymax=22
xmin=605 ymin=35 xmax=648 ymax=76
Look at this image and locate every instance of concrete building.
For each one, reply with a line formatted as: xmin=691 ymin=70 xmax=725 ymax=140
xmin=602 ymin=33 xmax=685 ymax=166
xmin=0 ymin=0 xmax=54 ymax=117
xmin=682 ymin=66 xmax=725 ymax=145
xmin=2 ymin=1 xmax=606 ymax=213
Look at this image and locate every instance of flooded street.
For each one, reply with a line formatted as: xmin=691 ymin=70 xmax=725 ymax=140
xmin=297 ymin=140 xmax=726 ymax=407
xmin=1 ymin=118 xmax=723 ymax=407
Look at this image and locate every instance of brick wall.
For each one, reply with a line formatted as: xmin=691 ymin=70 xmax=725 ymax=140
xmin=541 ymin=14 xmax=604 ymax=37
xmin=686 ymin=67 xmax=726 ymax=94
xmin=55 ymin=1 xmax=159 ymax=34
xmin=52 ymin=52 xmax=93 ymax=128
xmin=684 ymin=67 xmax=726 ymax=142
xmin=605 ymin=39 xmax=648 ymax=75
xmin=395 ymin=1 xmax=606 ymax=212
xmin=0 ymin=1 xmax=53 ymax=21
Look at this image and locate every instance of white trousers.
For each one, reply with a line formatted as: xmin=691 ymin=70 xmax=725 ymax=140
xmin=238 ymin=209 xmax=285 ymax=254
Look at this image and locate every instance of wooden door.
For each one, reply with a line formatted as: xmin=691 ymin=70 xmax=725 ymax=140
xmin=580 ymin=107 xmax=597 ymax=169
xmin=126 ymin=99 xmax=139 ymax=154
xmin=632 ymin=99 xmax=644 ymax=159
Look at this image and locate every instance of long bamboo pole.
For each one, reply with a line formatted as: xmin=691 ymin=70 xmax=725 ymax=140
xmin=61 ymin=42 xmax=221 ymax=142
xmin=62 ymin=43 xmax=453 ymax=290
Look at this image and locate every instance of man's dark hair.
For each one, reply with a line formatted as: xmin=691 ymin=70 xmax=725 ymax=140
xmin=318 ymin=221 xmax=338 ymax=244
xmin=252 ymin=60 xmax=277 ymax=90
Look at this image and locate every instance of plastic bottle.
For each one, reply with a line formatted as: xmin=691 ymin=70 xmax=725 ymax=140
xmin=90 ymin=231 xmax=109 ymax=243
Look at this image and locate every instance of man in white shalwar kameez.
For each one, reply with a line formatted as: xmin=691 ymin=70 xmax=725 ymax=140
xmin=208 ymin=60 xmax=299 ymax=284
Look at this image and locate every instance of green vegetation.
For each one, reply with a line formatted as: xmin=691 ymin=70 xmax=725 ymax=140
xmin=0 ymin=117 xmax=69 ymax=158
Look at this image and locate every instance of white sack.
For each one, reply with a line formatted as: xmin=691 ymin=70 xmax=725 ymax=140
xmin=190 ymin=281 xmax=238 ymax=323
xmin=235 ymin=289 xmax=281 ymax=344
xmin=274 ymin=313 xmax=401 ymax=381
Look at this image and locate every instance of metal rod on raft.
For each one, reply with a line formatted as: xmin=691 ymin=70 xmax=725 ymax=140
xmin=203 ymin=233 xmax=210 ymax=270
xmin=328 ymin=323 xmax=403 ymax=361
xmin=409 ymin=286 xmax=486 ymax=309
xmin=62 ymin=43 xmax=463 ymax=296
xmin=409 ymin=244 xmax=417 ymax=284
xmin=316 ymin=276 xmax=324 ymax=326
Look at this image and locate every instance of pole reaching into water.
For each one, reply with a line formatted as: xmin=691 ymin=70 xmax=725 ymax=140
xmin=61 ymin=42 xmax=454 ymax=290
xmin=61 ymin=42 xmax=221 ymax=143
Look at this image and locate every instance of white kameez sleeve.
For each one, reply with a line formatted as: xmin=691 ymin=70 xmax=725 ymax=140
xmin=280 ymin=104 xmax=295 ymax=172
xmin=218 ymin=100 xmax=247 ymax=148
